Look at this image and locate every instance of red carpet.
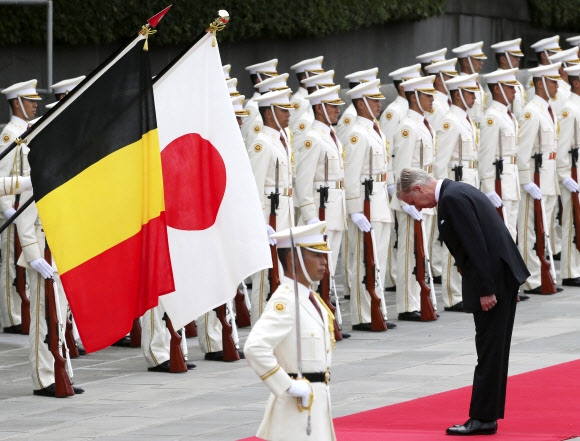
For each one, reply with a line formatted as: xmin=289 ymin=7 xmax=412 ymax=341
xmin=240 ymin=359 xmax=580 ymax=440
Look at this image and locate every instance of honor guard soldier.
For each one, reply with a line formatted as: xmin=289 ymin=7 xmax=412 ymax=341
xmin=547 ymin=47 xmax=580 ymax=115
xmin=434 ymin=74 xmax=481 ymax=311
xmin=241 ymin=59 xmax=279 ymax=142
xmin=392 ymin=75 xmax=437 ymax=321
xmin=289 ymin=56 xmax=324 ymax=133
xmin=0 ymin=80 xmax=40 ymax=334
xmin=248 ymin=89 xmax=295 ymax=324
xmin=488 ymin=39 xmax=526 ymax=120
xmin=245 ymin=221 xmax=337 ymax=441
xmin=526 ymin=36 xmax=564 ymax=100
xmin=479 ymin=68 xmax=522 ymax=242
xmin=416 ymin=47 xmax=447 ymax=76
xmin=517 ymin=63 xmax=563 ymax=294
xmin=223 ymin=64 xmax=231 ymax=80
xmin=554 ymin=64 xmax=580 ymax=286
xmin=336 ymin=67 xmax=379 ymax=141
xmin=424 ymin=58 xmax=458 ymax=131
xmin=452 ymin=42 xmax=487 ymax=126
xmin=344 ymin=79 xmax=395 ymax=331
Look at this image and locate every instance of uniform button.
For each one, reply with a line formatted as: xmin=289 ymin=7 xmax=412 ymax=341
xmin=311 ymin=332 xmax=315 ymax=336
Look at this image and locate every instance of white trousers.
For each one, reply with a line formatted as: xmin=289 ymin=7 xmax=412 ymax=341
xmin=141 ymin=305 xmax=169 ymax=368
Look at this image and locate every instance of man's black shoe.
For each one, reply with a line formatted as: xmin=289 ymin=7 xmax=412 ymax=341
xmin=386 ymin=321 xmax=397 ymax=329
xmin=384 ymin=286 xmax=396 ymax=292
xmin=552 ymin=252 xmax=561 ymax=261
xmin=148 ymin=360 xmax=171 ymax=372
xmin=204 ymin=351 xmax=224 ymax=361
xmin=77 ymin=346 xmax=87 ymax=356
xmin=186 ymin=362 xmax=196 ymax=370
xmin=3 ymin=324 xmax=22 ymax=334
xmin=111 ymin=336 xmax=131 ymax=347
xmin=398 ymin=311 xmax=421 ymax=321
xmin=352 ymin=323 xmax=372 ymax=331
xmin=444 ymin=301 xmax=464 ymax=312
xmin=563 ymin=277 xmax=580 ymax=286
xmin=523 ymin=286 xmax=564 ymax=294
xmin=517 ymin=293 xmax=530 ymax=301
xmin=344 ymin=294 xmax=350 ymax=300
xmin=446 ymin=418 xmax=497 ymax=435
xmin=432 ymin=276 xmax=442 ymax=284
xmin=340 ymin=332 xmax=351 ymax=338
xmin=33 ymin=383 xmax=84 ymax=397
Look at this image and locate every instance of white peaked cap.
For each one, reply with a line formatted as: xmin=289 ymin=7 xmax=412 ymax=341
xmin=452 ymin=41 xmax=487 ymax=59
xmin=548 ymin=47 xmax=580 ymax=64
xmin=389 ymin=64 xmax=421 ymax=81
xmin=245 ymin=59 xmax=278 ymax=75
xmin=566 ymin=36 xmax=580 ymax=47
xmin=222 ymin=64 xmax=231 ymax=79
xmin=400 ymin=75 xmax=437 ymax=95
xmin=1 ymin=79 xmax=42 ymax=100
xmin=255 ymin=73 xmax=290 ymax=93
xmin=345 ymin=67 xmax=379 ymax=83
xmin=531 ymin=35 xmax=561 ymax=52
xmin=416 ymin=48 xmax=447 ymax=63
xmin=301 ymin=70 xmax=335 ymax=88
xmin=254 ymin=88 xmax=294 ymax=108
xmin=231 ymin=94 xmax=249 ymax=116
xmin=51 ymin=76 xmax=85 ymax=95
xmin=290 ymin=56 xmax=324 ymax=73
xmin=484 ymin=68 xmax=519 ymax=84
xmin=306 ymin=85 xmax=345 ymax=106
xmin=346 ymin=79 xmax=385 ymax=99
xmin=445 ymin=73 xmax=480 ymax=91
xmin=45 ymin=101 xmax=58 ymax=109
xmin=270 ymin=221 xmax=330 ymax=253
xmin=564 ymin=64 xmax=580 ymax=77
xmin=226 ymin=78 xmax=239 ymax=94
xmin=490 ymin=38 xmax=524 ymax=56
xmin=528 ymin=62 xmax=562 ymax=79
xmin=425 ymin=58 xmax=458 ymax=75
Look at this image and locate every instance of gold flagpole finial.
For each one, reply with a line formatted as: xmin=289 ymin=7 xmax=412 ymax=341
xmin=139 ymin=25 xmax=157 ymax=51
xmin=207 ymin=10 xmax=229 ymax=46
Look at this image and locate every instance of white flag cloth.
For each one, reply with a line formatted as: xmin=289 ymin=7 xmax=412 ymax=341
xmin=154 ymin=33 xmax=271 ymax=329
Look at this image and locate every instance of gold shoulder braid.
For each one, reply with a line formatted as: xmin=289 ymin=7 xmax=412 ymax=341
xmin=313 ymin=292 xmax=336 ymax=349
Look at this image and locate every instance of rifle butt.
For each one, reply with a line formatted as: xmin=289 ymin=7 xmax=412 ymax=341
xmin=20 ymin=300 xmax=30 ymax=335
xmin=184 ymin=321 xmax=197 ymax=338
xmin=333 ymin=318 xmax=343 ymax=341
xmin=216 ymin=304 xmax=240 ymax=362
xmin=370 ymin=300 xmax=387 ymax=332
xmin=65 ymin=320 xmax=80 ymax=358
xmin=54 ymin=360 xmax=75 ymax=397
xmin=540 ymin=266 xmax=558 ymax=294
xmin=234 ymin=290 xmax=251 ymax=328
xmin=169 ymin=335 xmax=188 ymax=373
xmin=129 ymin=319 xmax=141 ymax=348
xmin=420 ymin=289 xmax=438 ymax=321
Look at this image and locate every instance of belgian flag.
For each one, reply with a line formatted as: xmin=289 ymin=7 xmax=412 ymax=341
xmin=27 ymin=34 xmax=174 ymax=352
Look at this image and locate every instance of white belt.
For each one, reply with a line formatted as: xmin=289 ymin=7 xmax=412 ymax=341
xmin=540 ymin=152 xmax=557 ymax=161
xmin=360 ymin=173 xmax=387 ymax=183
xmin=449 ymin=160 xmax=478 ymax=169
xmin=264 ymin=187 xmax=293 ymax=196
xmin=314 ymin=180 xmax=344 ymax=189
xmin=497 ymin=155 xmax=517 ymax=164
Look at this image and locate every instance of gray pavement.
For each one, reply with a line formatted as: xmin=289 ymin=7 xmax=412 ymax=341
xmin=1 ymin=263 xmax=579 ymax=440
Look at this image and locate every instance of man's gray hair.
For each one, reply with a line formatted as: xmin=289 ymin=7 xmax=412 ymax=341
xmin=396 ymin=167 xmax=436 ymax=198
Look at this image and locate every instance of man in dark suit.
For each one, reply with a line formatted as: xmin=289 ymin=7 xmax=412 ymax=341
xmin=396 ymin=167 xmax=530 ymax=436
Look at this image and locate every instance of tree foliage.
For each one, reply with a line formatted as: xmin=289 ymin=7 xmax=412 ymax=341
xmin=528 ymin=0 xmax=580 ymax=31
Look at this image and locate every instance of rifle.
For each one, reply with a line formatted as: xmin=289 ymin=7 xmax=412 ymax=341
xmin=266 ymin=159 xmax=281 ymax=301
xmin=234 ymin=284 xmax=251 ymax=328
xmin=532 ymin=152 xmax=557 ymax=294
xmin=451 ymin=136 xmax=463 ymax=182
xmin=129 ymin=318 xmax=142 ymax=347
xmin=184 ymin=320 xmax=198 ymax=338
xmin=63 ymin=309 xmax=80 ymax=358
xmin=214 ymin=303 xmax=240 ymax=361
xmin=316 ymin=153 xmax=342 ymax=341
xmin=44 ymin=243 xmax=75 ymax=397
xmin=569 ymin=119 xmax=580 ymax=253
xmin=162 ymin=312 xmax=188 ymax=372
xmin=493 ymin=130 xmax=505 ymax=220
xmin=413 ymin=219 xmax=438 ymax=321
xmin=12 ymin=195 xmax=29 ymax=335
xmin=362 ymin=153 xmax=387 ymax=332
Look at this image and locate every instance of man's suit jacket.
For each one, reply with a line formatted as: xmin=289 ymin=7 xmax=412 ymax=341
xmin=437 ymin=179 xmax=530 ymax=313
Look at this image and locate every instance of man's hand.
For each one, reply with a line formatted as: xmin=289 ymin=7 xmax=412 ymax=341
xmin=523 ymin=182 xmax=542 ymax=200
xmin=30 ymin=258 xmax=54 ymax=279
xmin=266 ymin=225 xmax=276 ymax=246
xmin=402 ymin=204 xmax=422 ymax=221
xmin=485 ymin=191 xmax=502 ymax=208
xmin=3 ymin=208 xmax=16 ymax=219
xmin=563 ymin=177 xmax=579 ymax=193
xmin=480 ymin=294 xmax=497 ymax=312
xmin=350 ymin=212 xmax=371 ymax=232
xmin=287 ymin=379 xmax=311 ymax=407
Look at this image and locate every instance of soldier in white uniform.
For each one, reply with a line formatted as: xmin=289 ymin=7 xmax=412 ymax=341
xmin=555 ymin=64 xmax=580 ymax=287
xmin=0 ymin=80 xmax=40 ymax=334
xmin=248 ymin=89 xmax=295 ymax=325
xmin=424 ymin=58 xmax=458 ymax=131
xmin=452 ymin=42 xmax=487 ymax=126
xmin=241 ymin=59 xmax=279 ymax=142
xmin=434 ymin=74 xmax=480 ymax=311
xmin=245 ymin=221 xmax=336 ymax=441
xmin=336 ymin=67 xmax=378 ymax=140
xmin=479 ymin=68 xmax=522 ymax=242
xmin=289 ymin=56 xmax=324 ymax=134
xmin=517 ymin=63 xmax=563 ymax=294
xmin=392 ymin=76 xmax=437 ymax=321
xmin=488 ymin=39 xmax=526 ymax=120
xmin=344 ymin=79 xmax=394 ymax=330
xmin=416 ymin=47 xmax=447 ymax=76
xmin=526 ymin=36 xmax=568 ymax=104
xmin=547 ymin=47 xmax=580 ymax=115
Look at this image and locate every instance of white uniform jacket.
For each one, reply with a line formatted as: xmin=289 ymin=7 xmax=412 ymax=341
xmin=0 ymin=116 xmax=29 ymax=213
xmin=426 ymin=90 xmax=450 ymax=132
xmin=241 ymin=93 xmax=261 ymax=145
xmin=336 ymin=103 xmax=356 ymax=141
xmin=379 ymin=96 xmax=408 ymax=159
xmin=290 ymin=88 xmax=313 ymax=133
xmin=557 ymin=93 xmax=580 ymax=182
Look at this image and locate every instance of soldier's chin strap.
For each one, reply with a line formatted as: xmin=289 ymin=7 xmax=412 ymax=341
xmin=322 ymin=104 xmax=332 ymax=126
xmin=363 ymin=97 xmax=375 ymax=121
xmin=459 ymin=88 xmax=469 ymax=111
xmin=414 ymin=91 xmax=426 ymax=114
xmin=499 ymin=83 xmax=510 ymax=107
xmin=271 ymin=105 xmax=290 ymax=145
xmin=296 ymin=247 xmax=314 ymax=285
xmin=506 ymin=53 xmax=514 ymax=69
xmin=17 ymin=96 xmax=30 ymax=120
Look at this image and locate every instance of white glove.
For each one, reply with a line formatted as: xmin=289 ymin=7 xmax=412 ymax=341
xmin=402 ymin=204 xmax=422 ymax=221
xmin=387 ymin=184 xmax=395 ymax=197
xmin=266 ymin=224 xmax=277 ymax=246
xmin=287 ymin=379 xmax=311 ymax=407
xmin=18 ymin=176 xmax=32 ymax=192
xmin=485 ymin=191 xmax=503 ymax=208
xmin=523 ymin=182 xmax=542 ymax=200
xmin=30 ymin=258 xmax=54 ymax=279
xmin=3 ymin=208 xmax=16 ymax=219
xmin=306 ymin=217 xmax=321 ymax=225
xmin=350 ymin=212 xmax=371 ymax=232
xmin=563 ymin=177 xmax=579 ymax=193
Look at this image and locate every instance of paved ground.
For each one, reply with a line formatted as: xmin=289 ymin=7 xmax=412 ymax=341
xmin=0 ymin=259 xmax=579 ymax=440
